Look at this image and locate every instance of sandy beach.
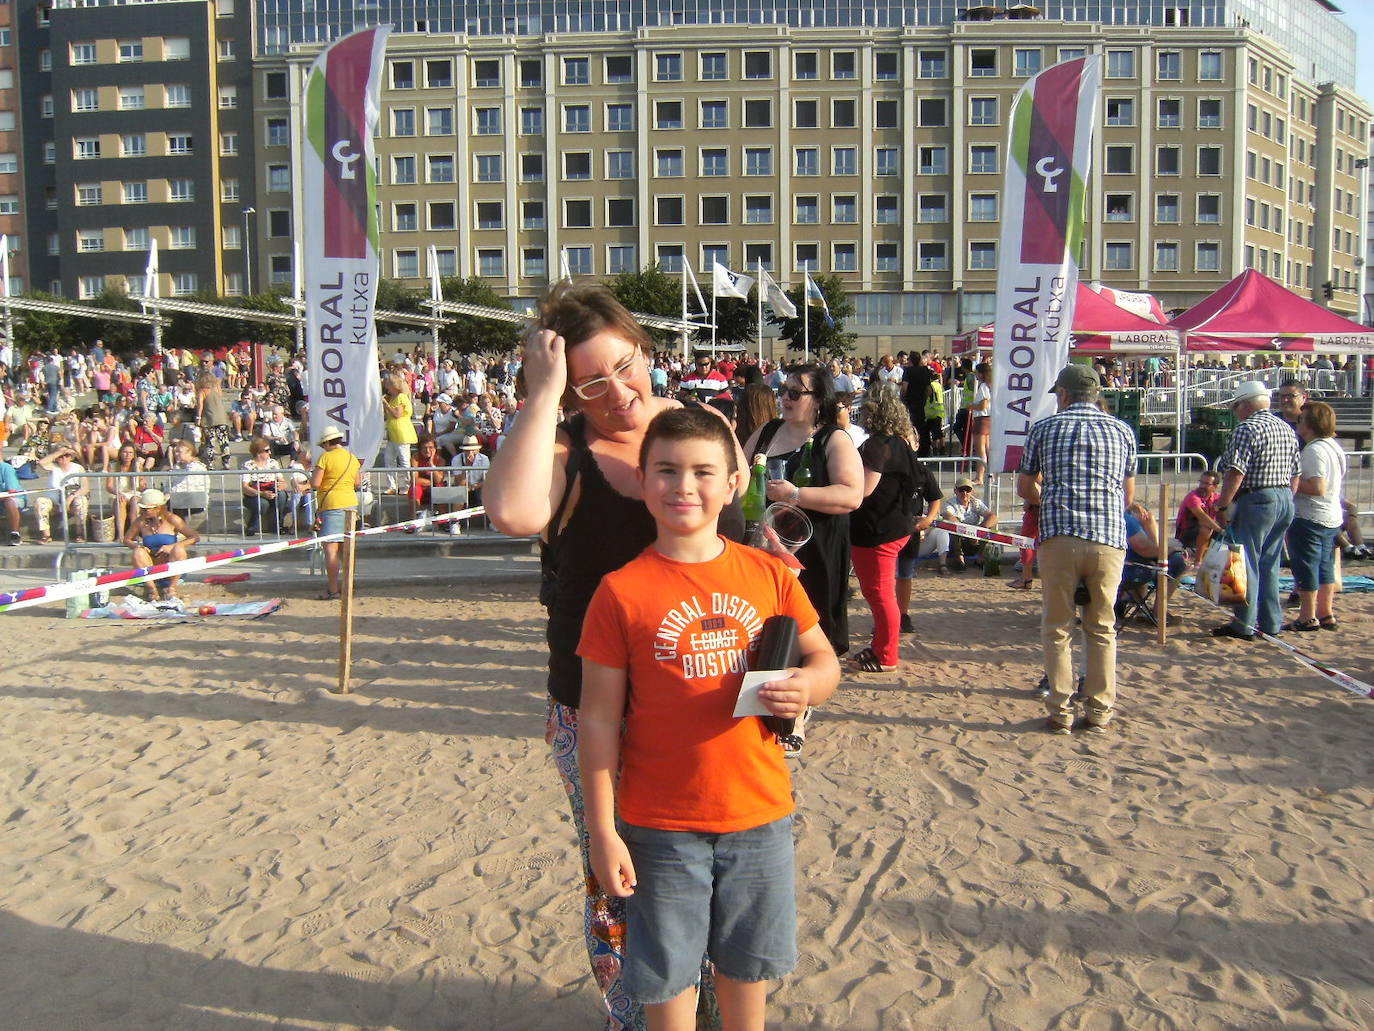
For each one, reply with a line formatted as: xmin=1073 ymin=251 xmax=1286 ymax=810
xmin=2 ymin=572 xmax=1372 ymax=1030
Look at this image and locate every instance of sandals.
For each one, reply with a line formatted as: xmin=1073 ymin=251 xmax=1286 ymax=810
xmin=1008 ymin=578 xmax=1034 ymax=590
xmin=1319 ymin=616 xmax=1339 ymax=632
xmin=1283 ymin=618 xmax=1320 ymax=632
xmin=318 ymin=589 xmax=342 ymax=601
xmin=849 ymin=647 xmax=898 ymax=674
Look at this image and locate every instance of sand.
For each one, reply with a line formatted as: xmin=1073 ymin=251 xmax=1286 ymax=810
xmin=2 ymin=573 xmax=1373 ymax=1030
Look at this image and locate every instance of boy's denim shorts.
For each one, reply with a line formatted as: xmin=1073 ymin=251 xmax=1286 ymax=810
xmin=621 ymin=815 xmax=798 ymax=1005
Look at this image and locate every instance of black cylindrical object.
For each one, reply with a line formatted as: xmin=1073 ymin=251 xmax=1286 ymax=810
xmin=752 ymin=614 xmax=800 ymax=738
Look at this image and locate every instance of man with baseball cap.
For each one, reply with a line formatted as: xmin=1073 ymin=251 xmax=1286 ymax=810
xmin=1016 ymin=364 xmax=1136 ymax=735
xmin=1211 ymin=380 xmax=1299 ymax=640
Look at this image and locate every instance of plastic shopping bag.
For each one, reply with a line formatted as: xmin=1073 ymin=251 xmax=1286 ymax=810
xmin=1197 ymin=538 xmax=1247 ymax=605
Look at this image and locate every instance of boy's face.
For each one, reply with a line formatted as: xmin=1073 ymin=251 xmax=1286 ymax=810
xmin=639 ymin=436 xmax=741 ymax=539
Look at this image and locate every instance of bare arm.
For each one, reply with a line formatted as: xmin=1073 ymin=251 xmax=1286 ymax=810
xmin=1122 ymin=474 xmax=1135 ymax=510
xmin=579 ymin=659 xmax=636 ymax=898
xmin=1016 ymin=472 xmax=1041 ymax=505
xmin=768 ymin=429 xmax=864 ymax=514
xmin=169 ymin=512 xmax=199 ymax=548
xmin=861 ymin=467 xmax=882 ymax=499
xmin=483 ymin=330 xmax=569 ymax=537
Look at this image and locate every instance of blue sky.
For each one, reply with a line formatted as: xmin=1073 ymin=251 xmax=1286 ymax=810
xmin=1338 ymin=7 xmax=1374 ymax=104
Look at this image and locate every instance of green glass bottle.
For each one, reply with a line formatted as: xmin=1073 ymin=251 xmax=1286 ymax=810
xmin=743 ymin=452 xmax=768 ymax=544
xmin=793 ymin=437 xmax=815 ymax=489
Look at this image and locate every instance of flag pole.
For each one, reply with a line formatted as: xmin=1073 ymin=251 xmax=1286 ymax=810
xmin=755 ymin=260 xmax=764 ymax=366
xmin=804 ymin=276 xmax=811 ymax=364
xmin=711 ymin=286 xmax=717 ymax=356
xmin=681 ymin=265 xmax=689 ymax=362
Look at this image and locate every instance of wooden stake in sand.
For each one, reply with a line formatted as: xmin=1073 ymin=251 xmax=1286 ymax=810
xmin=1156 ymin=483 xmax=1169 ymax=645
xmin=336 ymin=509 xmax=358 ymax=694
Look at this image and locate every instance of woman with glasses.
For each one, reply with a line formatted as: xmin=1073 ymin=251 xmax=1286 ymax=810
xmin=240 ymin=437 xmax=286 ymax=536
xmin=742 ymin=363 xmax=864 ymax=656
xmin=485 ymin=282 xmax=741 ymax=1031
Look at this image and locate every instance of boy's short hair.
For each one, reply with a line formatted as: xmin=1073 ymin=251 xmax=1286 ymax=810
xmin=639 ymin=406 xmax=739 ymax=474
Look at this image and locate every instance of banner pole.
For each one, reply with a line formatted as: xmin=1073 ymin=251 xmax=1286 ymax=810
xmin=335 ymin=509 xmax=357 ymax=694
xmin=1156 ymin=483 xmax=1169 ymax=645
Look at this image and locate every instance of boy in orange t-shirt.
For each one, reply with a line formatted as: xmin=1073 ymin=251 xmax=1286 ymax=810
xmin=578 ymin=406 xmax=840 ymax=1031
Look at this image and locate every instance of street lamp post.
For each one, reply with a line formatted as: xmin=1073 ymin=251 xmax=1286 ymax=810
xmin=242 ymin=206 xmax=256 ymax=296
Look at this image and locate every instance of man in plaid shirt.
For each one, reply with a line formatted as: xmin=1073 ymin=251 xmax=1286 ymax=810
xmin=1212 ymin=380 xmax=1300 ymax=640
xmin=1017 ymin=365 xmax=1136 ymax=736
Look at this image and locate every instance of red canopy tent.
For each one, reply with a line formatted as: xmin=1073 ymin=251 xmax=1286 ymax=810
xmin=952 ymin=283 xmax=1177 ymax=355
xmin=1171 ymin=270 xmax=1374 ymax=353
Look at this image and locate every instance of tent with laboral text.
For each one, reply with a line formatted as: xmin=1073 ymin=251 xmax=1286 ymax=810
xmin=953 ymin=283 xmax=1178 ymax=356
xmin=1171 ymin=270 xmax=1374 ymax=353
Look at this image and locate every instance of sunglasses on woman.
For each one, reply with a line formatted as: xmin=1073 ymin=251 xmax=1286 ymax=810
xmin=781 ymin=386 xmax=817 ymax=402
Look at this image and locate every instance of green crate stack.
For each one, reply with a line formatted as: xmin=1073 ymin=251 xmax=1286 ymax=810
xmin=1194 ymin=406 xmax=1236 ymax=431
xmin=1185 ymin=426 xmax=1231 ymax=461
xmin=1116 ymin=390 xmax=1143 ymax=423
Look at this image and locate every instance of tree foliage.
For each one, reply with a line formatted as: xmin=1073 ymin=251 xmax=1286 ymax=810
xmin=10 ymin=294 xmax=74 ymax=357
xmin=691 ymin=286 xmax=758 ymax=353
xmin=605 ymin=264 xmax=687 ymax=350
xmin=438 ymin=276 xmax=520 ymax=356
xmin=766 ymin=274 xmax=856 ymax=358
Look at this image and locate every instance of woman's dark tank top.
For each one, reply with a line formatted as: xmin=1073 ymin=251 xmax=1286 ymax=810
xmin=544 ymin=410 xmax=744 ymax=708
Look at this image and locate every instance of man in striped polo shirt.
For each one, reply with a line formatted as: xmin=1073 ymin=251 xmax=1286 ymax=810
xmin=1017 ymin=365 xmax=1136 ymax=736
xmin=1212 ymin=380 xmax=1300 ymax=641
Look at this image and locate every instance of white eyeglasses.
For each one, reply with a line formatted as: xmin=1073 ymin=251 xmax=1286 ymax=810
xmin=570 ymin=350 xmax=640 ymax=401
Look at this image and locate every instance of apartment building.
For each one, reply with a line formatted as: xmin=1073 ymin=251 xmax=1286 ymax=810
xmin=253 ymin=15 xmax=1368 ymax=352
xmin=16 ymin=0 xmax=254 ymax=301
xmin=0 ymin=0 xmax=23 ymax=292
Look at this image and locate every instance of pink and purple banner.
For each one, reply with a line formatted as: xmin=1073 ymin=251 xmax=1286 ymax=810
xmin=990 ymin=56 xmax=1101 ymax=473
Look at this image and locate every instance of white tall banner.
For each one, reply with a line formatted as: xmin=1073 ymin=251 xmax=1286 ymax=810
xmin=990 ymin=56 xmax=1101 ymax=473
xmin=303 ymin=26 xmax=389 ymax=466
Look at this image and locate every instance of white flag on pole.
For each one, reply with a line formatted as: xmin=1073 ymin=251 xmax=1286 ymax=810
xmin=558 ymin=248 xmax=572 ymax=281
xmin=427 ymin=244 xmax=442 ymax=301
xmin=0 ymin=236 xmax=9 ymax=299
xmin=759 ymin=268 xmax=797 ymax=318
xmin=682 ymin=259 xmax=708 ymax=315
xmin=712 ymin=262 xmax=754 ymax=301
xmin=145 ymin=239 xmax=159 ymax=298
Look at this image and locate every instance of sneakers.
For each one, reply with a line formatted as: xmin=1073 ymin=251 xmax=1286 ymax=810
xmin=1045 ymin=716 xmax=1073 ymax=736
xmin=448 ymin=522 xmax=463 ymax=535
xmin=1080 ymin=718 xmax=1110 ymax=736
xmin=7 ymin=530 xmax=19 ymax=546
xmin=899 ymin=613 xmax=914 ymax=634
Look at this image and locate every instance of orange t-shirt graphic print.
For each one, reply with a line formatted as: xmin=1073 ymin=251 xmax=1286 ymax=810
xmin=579 ymin=539 xmax=818 ymax=833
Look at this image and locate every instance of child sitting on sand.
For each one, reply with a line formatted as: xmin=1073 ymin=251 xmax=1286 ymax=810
xmin=577 ymin=407 xmax=840 ymax=1031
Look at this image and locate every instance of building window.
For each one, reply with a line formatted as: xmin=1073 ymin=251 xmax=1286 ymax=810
xmin=220 ymin=132 xmax=239 ymax=155
xmin=1156 ymin=98 xmax=1180 ymax=128
xmin=1105 ymin=146 xmax=1134 ymax=174
xmin=1198 ymin=98 xmax=1222 ymax=129
xmin=656 ymin=52 xmax=682 ymax=82
xmin=744 ymin=147 xmax=772 ymax=176
xmin=519 ymin=153 xmax=544 ymax=182
xmin=607 ymin=246 xmax=636 ymax=274
xmin=393 ymin=203 xmax=418 ymax=232
xmin=268 ymin=210 xmax=291 ymax=237
xmin=266 ymin=165 xmax=289 ymax=192
xmin=1197 ymin=194 xmax=1221 ymax=223
xmin=969 ymin=97 xmax=998 ymax=126
xmin=74 ymin=137 xmax=100 ymax=160
xmin=426 ymin=107 xmax=453 ymax=135
xmin=165 ymin=84 xmax=191 ymax=109
xmin=968 ymin=193 xmax=998 ymax=222
xmin=969 ymin=48 xmax=997 ymax=77
xmin=119 ymin=86 xmax=145 ymax=111
xmin=266 ymin=117 xmax=290 ymax=147
xmin=1155 ymin=146 xmax=1180 ymax=175
xmin=794 ymin=195 xmax=819 ymax=224
xmin=71 ymin=42 xmax=97 ymax=65
xmin=606 ymin=151 xmax=634 ymax=180
xmin=794 ymin=244 xmax=818 ymax=272
xmin=473 ymin=201 xmax=501 ymax=231
xmin=118 ymin=39 xmax=143 ymax=62
xmin=875 ymin=243 xmax=899 ymax=272
xmin=1197 ymin=146 xmax=1222 ymax=176
xmin=72 ymin=88 xmax=98 ymax=113
xmin=563 ymin=104 xmax=590 ymax=133
xmin=218 ymin=85 xmax=238 ymax=109
xmin=1105 ymin=193 xmax=1133 ymax=222
xmin=563 ymin=56 xmax=589 ymax=85
xmin=875 ymin=196 xmax=899 ymax=224
xmin=523 ymin=248 xmax=546 ymax=279
xmin=1155 ymin=194 xmax=1180 ymax=223
xmin=794 ymin=148 xmax=819 ymax=176
xmin=969 ymin=144 xmax=998 ymax=174
xmin=701 ymin=196 xmax=729 ymax=225
xmin=918 ymin=98 xmax=947 ymax=127
xmin=394 ymin=250 xmax=419 ymax=278
xmin=476 ymin=154 xmax=503 ymax=182
xmin=264 ymin=71 xmax=287 ymax=100
xmin=391 ymin=155 xmax=416 ymax=184
xmin=41 ymin=95 xmax=53 ymax=118
xmin=518 ymin=58 xmax=542 ymax=88
xmin=1014 ymin=48 xmax=1041 ymax=77
xmin=743 ymin=51 xmax=771 ymax=79
xmin=701 ymin=52 xmax=727 ymax=80
xmin=875 ymin=52 xmax=899 ymax=80
xmin=221 ymin=179 xmax=239 ymax=202
xmin=76 ymin=183 xmax=102 ymax=205
xmin=475 ymin=107 xmax=502 ymax=135
xmin=831 ymin=99 xmax=856 ymax=129
xmin=79 ymin=276 xmax=106 ymax=300
xmin=700 ymin=100 xmax=727 ymax=130
xmin=701 ymin=148 xmax=728 ymax=177
xmin=918 ymin=50 xmax=947 ymax=78
xmin=832 ymin=147 xmax=856 ymax=176
xmin=565 ymin=247 xmax=592 ymax=276
xmin=473 ymin=59 xmax=501 ymax=87
xmin=1104 ymin=97 xmax=1134 ymax=126
xmin=744 ymin=99 xmax=772 ymax=129
xmin=520 ymin=106 xmax=544 ymax=136
xmin=78 ymin=230 xmax=105 ymax=253
xmin=1104 ymin=241 xmax=1133 ymax=270
xmin=607 ymin=103 xmax=633 ymax=132
xmin=0 ymin=154 xmax=15 ymax=174
xmin=832 ymin=195 xmax=857 ymax=224
xmin=794 ymin=100 xmax=818 ymax=129
xmin=392 ymin=109 xmax=415 ymax=136
xmin=832 ymin=243 xmax=856 ymax=272
xmin=170 ymin=226 xmax=196 ymax=250
xmin=1156 ymin=51 xmax=1181 ymax=81
xmin=168 ymin=134 xmax=194 ymax=156
xmin=43 ymin=142 xmax=55 ymax=164
xmin=656 ymin=149 xmax=683 ymax=177
xmin=1196 ymin=242 xmax=1220 ymax=271
xmin=563 ymin=151 xmax=591 ymax=180
xmin=1106 ymin=49 xmax=1135 ymax=79
xmin=918 ymin=242 xmax=947 ymax=271
xmin=831 ymin=51 xmax=857 ymax=80
xmin=969 ymin=242 xmax=996 ymax=270
xmin=655 ymin=101 xmax=683 ymax=130
xmin=605 ymin=55 xmax=632 ymax=84
xmin=1199 ymin=51 xmax=1223 ymax=81
xmin=918 ymin=195 xmax=947 ymax=223
xmin=522 ymin=200 xmax=545 ymax=230
xmin=794 ymin=51 xmax=817 ymax=80
xmin=744 ymin=195 xmax=772 ymax=225
xmin=919 ymin=146 xmax=947 ymax=175
xmin=656 ymin=196 xmax=684 ymax=226
xmin=1154 ymin=242 xmax=1179 ymax=271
